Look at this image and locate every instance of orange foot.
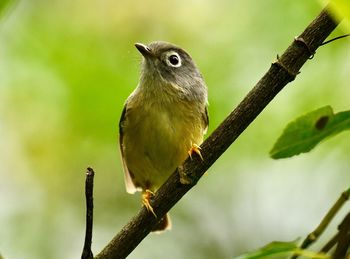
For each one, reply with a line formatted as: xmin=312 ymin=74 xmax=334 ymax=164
xmin=142 ymin=190 xmax=157 ymax=218
xmin=188 ymin=143 xmax=203 ymax=160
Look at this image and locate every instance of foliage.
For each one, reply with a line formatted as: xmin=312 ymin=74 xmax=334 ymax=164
xmin=234 ymin=240 xmax=330 ymax=259
xmin=234 ymin=240 xmax=298 ymax=259
xmin=270 ymin=106 xmax=350 ymax=159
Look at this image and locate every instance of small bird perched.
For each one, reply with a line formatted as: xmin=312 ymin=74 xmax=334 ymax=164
xmin=119 ymin=41 xmax=208 ymax=232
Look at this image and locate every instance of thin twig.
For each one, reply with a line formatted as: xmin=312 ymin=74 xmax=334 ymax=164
xmin=333 ymin=211 xmax=350 ymax=259
xmin=81 ymin=167 xmax=95 ymax=259
xmin=95 ymin=6 xmax=340 ymax=259
xmin=320 ymin=232 xmax=339 ymax=253
xmin=292 ymin=188 xmax=350 ymax=259
xmin=321 ymin=34 xmax=350 ymax=46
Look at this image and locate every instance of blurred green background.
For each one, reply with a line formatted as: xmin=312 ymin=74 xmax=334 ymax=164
xmin=1 ymin=1 xmax=349 ymax=258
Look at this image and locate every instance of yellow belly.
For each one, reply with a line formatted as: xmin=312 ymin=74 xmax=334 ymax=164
xmin=123 ymin=101 xmax=204 ymax=191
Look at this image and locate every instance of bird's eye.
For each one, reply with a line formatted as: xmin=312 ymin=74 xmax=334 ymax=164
xmin=169 ymin=55 xmax=179 ymax=65
xmin=165 ymin=52 xmax=182 ymax=67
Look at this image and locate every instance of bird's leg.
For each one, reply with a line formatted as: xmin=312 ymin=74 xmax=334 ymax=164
xmin=180 ymin=142 xmax=204 ymax=185
xmin=188 ymin=142 xmax=203 ymax=160
xmin=142 ymin=190 xmax=157 ymax=218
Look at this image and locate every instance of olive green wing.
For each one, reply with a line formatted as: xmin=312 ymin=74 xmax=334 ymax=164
xmin=202 ymin=105 xmax=209 ymax=135
xmin=119 ymin=104 xmax=138 ymax=194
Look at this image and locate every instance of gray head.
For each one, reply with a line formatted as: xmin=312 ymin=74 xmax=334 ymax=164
xmin=135 ymin=41 xmax=207 ymax=102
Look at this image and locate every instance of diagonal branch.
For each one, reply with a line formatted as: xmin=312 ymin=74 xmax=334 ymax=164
xmin=95 ymin=6 xmax=340 ymax=259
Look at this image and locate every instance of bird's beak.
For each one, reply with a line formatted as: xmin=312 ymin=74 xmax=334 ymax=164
xmin=135 ymin=43 xmax=154 ymax=58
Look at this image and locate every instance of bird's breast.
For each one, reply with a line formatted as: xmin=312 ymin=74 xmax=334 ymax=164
xmin=123 ymin=99 xmax=204 ymax=190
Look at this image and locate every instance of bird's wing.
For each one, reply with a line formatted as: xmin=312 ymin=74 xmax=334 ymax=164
xmin=119 ymin=103 xmax=138 ymax=194
xmin=202 ymin=105 xmax=209 ymax=135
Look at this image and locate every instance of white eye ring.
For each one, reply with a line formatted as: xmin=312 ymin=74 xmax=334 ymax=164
xmin=165 ymin=51 xmax=182 ymax=67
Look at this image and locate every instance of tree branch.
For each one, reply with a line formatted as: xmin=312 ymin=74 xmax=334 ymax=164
xmin=292 ymin=188 xmax=350 ymax=259
xmin=95 ymin=6 xmax=339 ymax=259
xmin=82 ymin=167 xmax=95 ymax=259
xmin=333 ymin=211 xmax=350 ymax=259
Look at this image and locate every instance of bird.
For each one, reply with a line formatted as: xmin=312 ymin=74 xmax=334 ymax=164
xmin=119 ymin=41 xmax=208 ymax=232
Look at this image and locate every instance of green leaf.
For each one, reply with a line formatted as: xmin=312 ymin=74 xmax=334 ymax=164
xmin=270 ymin=106 xmax=350 ymax=159
xmin=234 ymin=240 xmax=330 ymax=259
xmin=233 ymin=240 xmax=298 ymax=259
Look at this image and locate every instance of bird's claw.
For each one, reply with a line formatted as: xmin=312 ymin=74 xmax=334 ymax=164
xmin=188 ymin=143 xmax=203 ymax=160
xmin=142 ymin=190 xmax=157 ymax=218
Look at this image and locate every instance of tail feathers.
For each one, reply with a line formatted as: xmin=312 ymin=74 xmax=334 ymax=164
xmin=151 ymin=213 xmax=172 ymax=233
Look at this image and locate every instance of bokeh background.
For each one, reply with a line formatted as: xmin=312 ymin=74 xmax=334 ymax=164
xmin=1 ymin=0 xmax=349 ymax=258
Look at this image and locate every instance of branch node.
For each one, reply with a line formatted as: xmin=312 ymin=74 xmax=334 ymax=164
xmin=341 ymin=189 xmax=350 ymax=201
xmin=294 ymin=36 xmax=315 ymax=59
xmin=272 ymin=55 xmax=299 ymax=81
